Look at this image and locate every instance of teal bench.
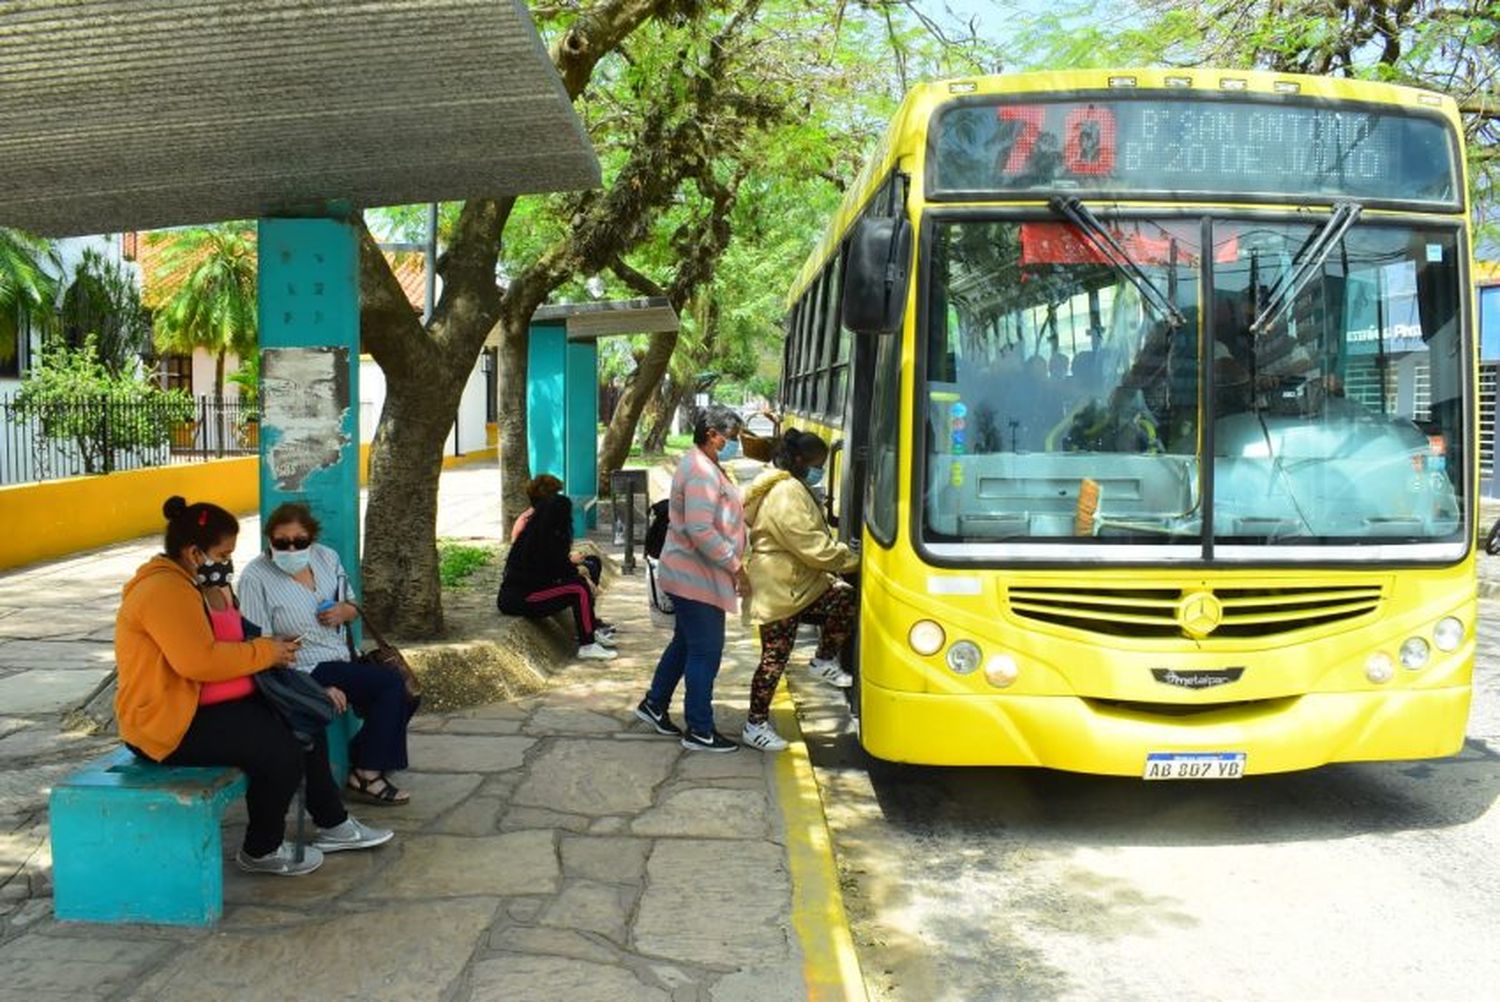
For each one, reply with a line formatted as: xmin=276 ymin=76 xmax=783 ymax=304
xmin=49 ymin=711 xmax=361 ymax=926
xmin=50 ymin=747 xmax=246 ymax=926
xmin=326 ymin=708 xmax=362 ymax=786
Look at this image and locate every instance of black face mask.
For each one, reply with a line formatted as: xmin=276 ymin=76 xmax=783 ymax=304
xmin=196 ymin=559 xmax=234 ymax=588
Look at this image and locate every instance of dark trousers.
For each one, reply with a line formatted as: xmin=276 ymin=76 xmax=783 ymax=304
xmin=310 ymin=660 xmax=413 ymax=773
xmin=498 ymin=582 xmax=598 ymax=645
xmin=159 ymin=696 xmax=346 ymax=857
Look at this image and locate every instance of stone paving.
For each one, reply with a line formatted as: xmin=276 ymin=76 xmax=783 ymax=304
xmin=0 ymin=464 xmax=816 ymax=1001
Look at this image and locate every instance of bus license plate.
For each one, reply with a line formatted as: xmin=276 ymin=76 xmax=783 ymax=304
xmin=1143 ymin=752 xmax=1246 ymax=780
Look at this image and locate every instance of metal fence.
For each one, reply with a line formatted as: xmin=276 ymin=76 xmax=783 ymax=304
xmin=0 ymin=394 xmax=258 ymax=486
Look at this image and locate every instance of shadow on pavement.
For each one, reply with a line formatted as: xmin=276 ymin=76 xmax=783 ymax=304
xmin=804 ymin=724 xmax=1500 ymax=848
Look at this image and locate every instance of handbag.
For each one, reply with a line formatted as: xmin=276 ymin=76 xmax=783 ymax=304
xmin=345 ymin=603 xmax=422 ymax=701
xmin=645 ymin=556 xmax=675 ymax=628
xmin=254 ymin=667 xmax=337 ymax=749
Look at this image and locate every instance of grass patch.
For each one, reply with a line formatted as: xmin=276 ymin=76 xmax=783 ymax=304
xmin=438 ymin=539 xmax=496 ymax=588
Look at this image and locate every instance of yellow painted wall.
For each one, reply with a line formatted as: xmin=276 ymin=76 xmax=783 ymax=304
xmin=0 ymin=445 xmax=499 ymax=571
xmin=0 ymin=457 xmax=259 ymax=570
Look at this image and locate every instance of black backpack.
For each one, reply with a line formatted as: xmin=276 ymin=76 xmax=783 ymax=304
xmin=644 ymin=499 xmax=670 ymax=560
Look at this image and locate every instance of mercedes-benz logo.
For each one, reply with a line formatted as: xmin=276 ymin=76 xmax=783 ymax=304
xmin=1177 ymin=591 xmax=1223 ymax=638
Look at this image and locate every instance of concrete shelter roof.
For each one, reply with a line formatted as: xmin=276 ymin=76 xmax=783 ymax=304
xmin=497 ymin=297 xmax=680 ymax=343
xmin=0 ymin=0 xmax=600 ymax=236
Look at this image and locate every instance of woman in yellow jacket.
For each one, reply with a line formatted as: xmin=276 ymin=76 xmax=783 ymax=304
xmin=741 ymin=430 xmax=860 ymax=752
xmin=115 ymin=496 xmax=391 ymax=876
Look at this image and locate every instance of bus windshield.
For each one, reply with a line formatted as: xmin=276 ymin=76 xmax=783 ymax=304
xmin=921 ymin=216 xmax=1466 ymax=559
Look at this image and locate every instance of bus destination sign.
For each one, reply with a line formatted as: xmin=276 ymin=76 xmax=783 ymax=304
xmin=931 ymin=96 xmax=1458 ymax=205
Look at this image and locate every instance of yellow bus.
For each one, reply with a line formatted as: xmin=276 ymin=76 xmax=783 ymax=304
xmin=778 ymin=69 xmax=1477 ymax=777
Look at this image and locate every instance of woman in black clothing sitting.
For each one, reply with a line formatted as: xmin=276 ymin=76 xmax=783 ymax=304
xmin=497 ymin=494 xmax=617 ymax=661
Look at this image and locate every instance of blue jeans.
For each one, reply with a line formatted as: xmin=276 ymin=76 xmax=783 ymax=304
xmin=646 ymin=594 xmax=726 ymax=736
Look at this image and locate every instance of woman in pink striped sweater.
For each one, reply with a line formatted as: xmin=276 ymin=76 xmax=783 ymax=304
xmin=635 ymin=405 xmax=748 ymax=752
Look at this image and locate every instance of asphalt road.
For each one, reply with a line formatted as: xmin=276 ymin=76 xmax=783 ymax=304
xmin=791 ymin=597 xmax=1500 ymax=1002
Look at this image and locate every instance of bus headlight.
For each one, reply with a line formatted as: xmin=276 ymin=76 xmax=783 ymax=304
xmin=1399 ymin=637 xmax=1430 ymax=670
xmin=1433 ymin=617 xmax=1464 ymax=652
xmin=984 ymin=654 xmax=1020 ymax=688
xmin=1365 ymin=653 xmax=1395 ymax=684
xmin=946 ymin=641 xmax=982 ymax=675
xmin=909 ymin=620 xmax=945 ymax=656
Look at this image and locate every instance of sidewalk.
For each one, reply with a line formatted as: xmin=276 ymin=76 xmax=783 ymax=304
xmin=0 ymin=465 xmax=859 ymax=1001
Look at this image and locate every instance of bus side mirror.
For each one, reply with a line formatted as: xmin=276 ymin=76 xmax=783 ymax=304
xmin=842 ymin=216 xmax=913 ymax=336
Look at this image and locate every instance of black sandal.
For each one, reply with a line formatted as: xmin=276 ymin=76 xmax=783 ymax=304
xmin=346 ymin=771 xmax=409 ymax=806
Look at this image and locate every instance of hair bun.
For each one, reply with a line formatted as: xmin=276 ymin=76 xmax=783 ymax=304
xmin=162 ymin=496 xmax=188 ymax=520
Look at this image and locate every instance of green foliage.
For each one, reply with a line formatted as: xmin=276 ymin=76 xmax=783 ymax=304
xmin=1112 ymin=0 xmax=1497 ymax=241
xmin=149 ymin=225 xmax=258 ymax=391
xmin=437 ymin=540 xmax=495 ymax=587
xmin=0 ymin=228 xmax=59 ymax=369
xmin=227 ymin=352 xmax=259 ymax=416
xmin=58 ymin=247 xmax=152 ymax=375
xmin=14 ymin=336 xmax=195 ymax=474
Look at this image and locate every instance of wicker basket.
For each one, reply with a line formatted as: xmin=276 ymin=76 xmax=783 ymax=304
xmin=740 ymin=428 xmax=774 ymax=462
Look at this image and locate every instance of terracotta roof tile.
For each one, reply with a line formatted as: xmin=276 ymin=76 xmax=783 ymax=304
xmin=384 ymin=250 xmax=428 ymax=314
xmin=133 ymin=232 xmax=429 ymax=315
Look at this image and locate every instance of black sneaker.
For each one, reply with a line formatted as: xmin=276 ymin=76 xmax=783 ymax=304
xmin=634 ymin=698 xmax=682 ymax=736
xmin=680 ymin=729 xmax=739 ymax=753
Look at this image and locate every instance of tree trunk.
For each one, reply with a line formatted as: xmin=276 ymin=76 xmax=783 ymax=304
xmin=214 ymin=350 xmax=225 ymax=457
xmin=360 ymin=374 xmax=464 ymax=637
xmin=596 ymin=329 xmax=679 ymax=492
xmin=496 ymin=309 xmax=532 ymax=528
xmin=642 ymin=375 xmax=689 ymax=453
xmin=357 ymin=0 xmax=701 ymax=633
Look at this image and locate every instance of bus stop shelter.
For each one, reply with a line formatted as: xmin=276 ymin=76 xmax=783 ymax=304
xmin=490 ymin=298 xmax=679 ymax=535
xmin=0 ymin=0 xmax=600 ymax=587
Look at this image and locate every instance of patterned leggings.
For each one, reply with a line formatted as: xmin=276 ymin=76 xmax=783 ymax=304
xmin=748 ymin=582 xmax=856 ymax=723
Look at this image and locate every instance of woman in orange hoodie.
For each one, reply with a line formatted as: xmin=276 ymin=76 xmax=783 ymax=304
xmin=115 ymin=497 xmax=391 ymax=877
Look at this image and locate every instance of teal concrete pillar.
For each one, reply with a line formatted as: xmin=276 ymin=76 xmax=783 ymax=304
xmin=565 ymin=339 xmax=599 ymax=532
xmin=256 ymin=217 xmax=362 ymax=600
xmin=526 ymin=321 xmax=567 ymax=481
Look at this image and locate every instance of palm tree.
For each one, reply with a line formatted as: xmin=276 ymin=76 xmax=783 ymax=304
xmin=148 ymin=225 xmax=257 ymax=403
xmin=0 ymin=227 xmax=59 ymax=368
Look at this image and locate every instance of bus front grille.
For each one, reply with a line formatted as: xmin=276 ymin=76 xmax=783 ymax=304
xmin=1005 ymin=584 xmax=1384 ymax=639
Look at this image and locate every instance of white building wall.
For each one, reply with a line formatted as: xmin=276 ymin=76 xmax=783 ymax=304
xmin=359 ymin=355 xmax=489 ymax=456
xmin=446 ymin=360 xmax=491 ymax=456
xmin=359 ymin=357 xmax=385 ymax=444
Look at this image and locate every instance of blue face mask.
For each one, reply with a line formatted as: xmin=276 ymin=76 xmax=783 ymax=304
xmin=803 ymin=466 xmax=825 ymax=488
xmin=719 ymin=438 xmax=741 ymax=461
xmin=271 ymin=549 xmax=312 ymax=575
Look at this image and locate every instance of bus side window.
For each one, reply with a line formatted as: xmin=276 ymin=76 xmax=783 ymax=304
xmin=867 ymin=334 xmax=902 ymax=546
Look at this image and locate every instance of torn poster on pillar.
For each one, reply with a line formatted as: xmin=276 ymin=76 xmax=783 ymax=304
xmin=261 ymin=347 xmax=351 ymax=492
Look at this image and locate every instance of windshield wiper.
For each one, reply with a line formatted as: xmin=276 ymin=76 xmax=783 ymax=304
xmin=1249 ymin=201 xmax=1362 ymax=337
xmin=1048 ymin=196 xmax=1185 ymax=329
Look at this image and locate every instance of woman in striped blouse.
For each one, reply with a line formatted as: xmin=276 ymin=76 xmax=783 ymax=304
xmin=634 ymin=405 xmax=749 ymax=752
xmin=239 ymin=503 xmax=415 ymax=806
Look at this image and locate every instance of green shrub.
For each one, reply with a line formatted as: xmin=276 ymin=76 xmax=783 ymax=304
xmin=438 ymin=540 xmax=495 ymax=587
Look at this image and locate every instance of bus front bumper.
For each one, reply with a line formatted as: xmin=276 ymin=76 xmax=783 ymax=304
xmin=858 ymin=680 xmax=1472 ymax=774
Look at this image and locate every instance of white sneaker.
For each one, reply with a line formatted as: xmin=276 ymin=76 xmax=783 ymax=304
xmin=741 ymin=720 xmax=788 ymax=752
xmin=235 ymin=841 xmax=324 ymax=876
xmin=595 ymin=627 xmax=617 ymax=645
xmin=809 ymin=657 xmax=853 ymax=688
xmin=577 ymin=642 xmax=618 ymax=661
xmin=313 ymin=816 xmax=394 ymax=853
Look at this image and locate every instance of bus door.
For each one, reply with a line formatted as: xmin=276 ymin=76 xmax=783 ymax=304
xmin=836 ymin=303 xmax=877 ymax=546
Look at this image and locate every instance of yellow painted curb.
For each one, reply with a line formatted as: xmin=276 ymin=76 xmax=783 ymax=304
xmin=771 ymin=688 xmax=868 ymax=1002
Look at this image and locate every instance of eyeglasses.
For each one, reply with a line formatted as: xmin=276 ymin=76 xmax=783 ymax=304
xmin=270 ymin=536 xmax=312 ymax=551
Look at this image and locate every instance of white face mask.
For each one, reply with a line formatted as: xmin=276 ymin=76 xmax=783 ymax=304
xmin=271 ymin=549 xmax=312 ymax=575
